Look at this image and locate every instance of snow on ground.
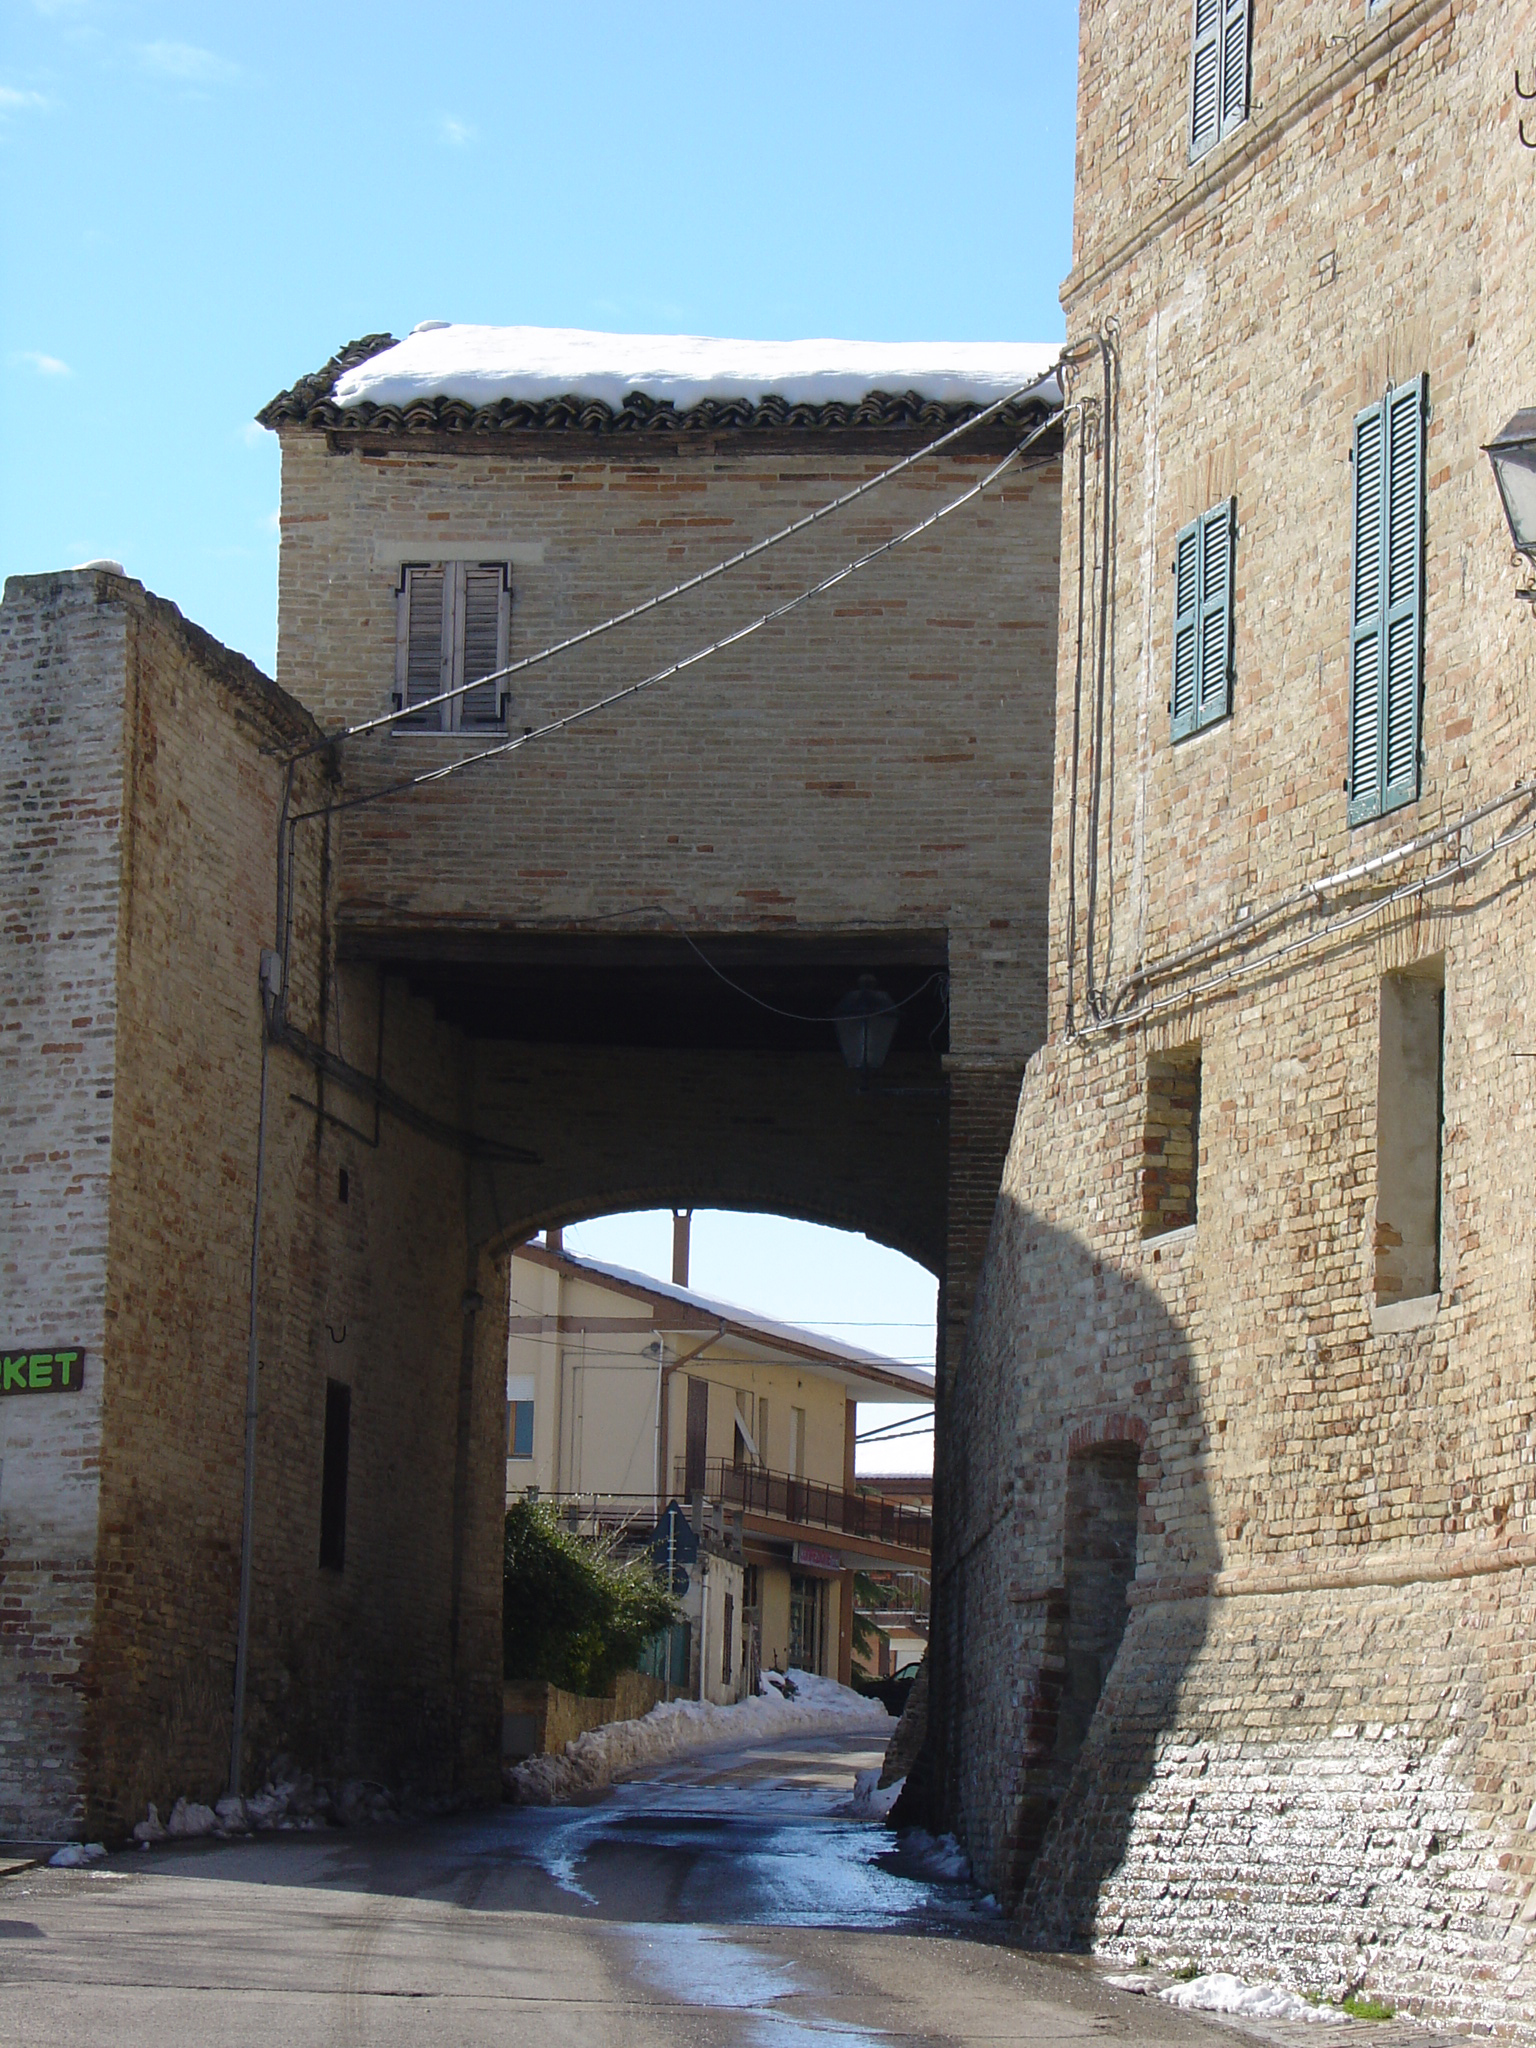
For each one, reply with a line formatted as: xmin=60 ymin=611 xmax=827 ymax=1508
xmin=507 ymin=1668 xmax=892 ymax=1806
xmin=1106 ymin=1972 xmax=1350 ymax=2024
xmin=846 ymin=1767 xmax=904 ymax=1819
xmin=894 ymin=1828 xmax=971 ymax=1883
xmin=332 ymin=323 xmax=1062 ymax=415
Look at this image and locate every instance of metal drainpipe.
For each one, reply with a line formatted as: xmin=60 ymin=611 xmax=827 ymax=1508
xmin=228 ymin=949 xmax=281 ymax=1797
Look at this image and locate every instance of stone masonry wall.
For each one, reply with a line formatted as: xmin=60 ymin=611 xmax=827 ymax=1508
xmin=948 ymin=1 xmax=1536 ymax=2035
xmin=272 ymin=431 xmax=1060 ymax=1073
xmin=0 ymin=571 xmax=126 ymax=1838
xmin=270 ymin=414 xmax=1065 ymax=1737
xmin=1 ymin=570 xmax=508 ymax=1834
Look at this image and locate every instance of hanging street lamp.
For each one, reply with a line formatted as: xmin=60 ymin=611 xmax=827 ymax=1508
xmin=833 ymin=973 xmax=899 ymax=1087
xmin=1484 ymin=409 xmax=1536 ymax=594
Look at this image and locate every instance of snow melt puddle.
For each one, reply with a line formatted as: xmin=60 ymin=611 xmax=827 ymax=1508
xmin=623 ymin=1923 xmax=892 ymax=2048
xmin=515 ymin=1806 xmax=613 ymax=1904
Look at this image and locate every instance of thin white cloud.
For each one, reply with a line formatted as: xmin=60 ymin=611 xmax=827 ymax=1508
xmin=0 ymin=85 xmax=51 ymax=112
xmin=262 ymin=509 xmax=280 ymax=534
xmin=13 ymin=350 xmax=72 ymax=377
xmin=439 ymin=115 xmax=476 ymax=146
xmin=138 ymin=41 xmax=238 ymax=84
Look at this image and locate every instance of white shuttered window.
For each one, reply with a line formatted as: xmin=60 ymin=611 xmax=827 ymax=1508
xmin=394 ymin=562 xmax=511 ymax=730
xmin=1189 ymin=0 xmax=1250 ymax=160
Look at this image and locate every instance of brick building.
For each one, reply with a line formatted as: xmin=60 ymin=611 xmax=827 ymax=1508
xmin=0 ymin=331 xmax=1060 ymax=1836
xmin=937 ymin=0 xmax=1536 ymax=2033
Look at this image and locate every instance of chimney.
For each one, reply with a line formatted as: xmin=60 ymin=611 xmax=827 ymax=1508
xmin=671 ymin=1209 xmax=692 ymax=1289
xmin=546 ymin=1225 xmax=563 ymax=1254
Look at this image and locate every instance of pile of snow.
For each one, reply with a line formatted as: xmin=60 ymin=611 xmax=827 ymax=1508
xmin=48 ymin=1841 xmax=106 ymax=1868
xmin=508 ymin=1668 xmax=892 ymax=1806
xmin=896 ymin=1828 xmax=972 ymax=1883
xmin=1104 ymin=1973 xmax=1350 ymax=2024
xmin=846 ymin=1767 xmax=904 ymax=1820
xmin=333 ymin=324 xmax=1062 ymax=416
xmin=131 ymin=1771 xmax=398 ymax=1846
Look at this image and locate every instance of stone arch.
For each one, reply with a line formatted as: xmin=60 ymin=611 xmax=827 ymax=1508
xmin=485 ymin=1189 xmax=939 ymax=1279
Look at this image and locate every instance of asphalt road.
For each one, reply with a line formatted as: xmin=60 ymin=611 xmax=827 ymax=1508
xmin=0 ymin=1730 xmax=1453 ymax=2048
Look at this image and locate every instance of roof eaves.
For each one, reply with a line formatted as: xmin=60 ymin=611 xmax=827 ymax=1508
xmin=258 ymin=337 xmax=1058 ymax=442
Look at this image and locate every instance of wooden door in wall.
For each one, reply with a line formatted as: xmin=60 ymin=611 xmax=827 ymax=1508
xmin=685 ymin=1376 xmax=709 ymax=1496
xmin=789 ymin=1573 xmax=825 ymax=1675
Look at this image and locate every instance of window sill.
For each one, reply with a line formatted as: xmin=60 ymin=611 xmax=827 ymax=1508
xmin=1143 ymin=1223 xmax=1197 ymax=1259
xmin=391 ymin=728 xmax=509 ymax=740
xmin=1370 ymin=1293 xmax=1439 ymax=1335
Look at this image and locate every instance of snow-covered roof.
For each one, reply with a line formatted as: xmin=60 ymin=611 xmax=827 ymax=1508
xmin=331 ymin=322 xmax=1061 ymax=415
xmin=517 ymin=1242 xmax=935 ymax=1403
xmin=258 ymin=327 xmax=1062 ymax=438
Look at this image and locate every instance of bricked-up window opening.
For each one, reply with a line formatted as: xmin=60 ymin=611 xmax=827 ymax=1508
xmin=394 ymin=562 xmax=510 ymax=731
xmin=1171 ymin=499 xmax=1235 ymax=741
xmin=1142 ymin=1044 xmax=1201 ymax=1237
xmin=1349 ymin=377 xmax=1427 ymax=825
xmin=1055 ymin=1442 xmax=1141 ymax=1769
xmin=1189 ymin=0 xmax=1251 ymax=161
xmin=1376 ymin=959 xmax=1445 ymax=1305
xmin=318 ymin=1380 xmax=351 ymax=1571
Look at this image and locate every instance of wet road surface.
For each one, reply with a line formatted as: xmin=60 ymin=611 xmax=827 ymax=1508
xmin=0 ymin=1730 xmax=1418 ymax=2048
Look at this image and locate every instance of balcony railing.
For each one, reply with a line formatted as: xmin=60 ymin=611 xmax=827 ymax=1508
xmin=686 ymin=1457 xmax=931 ymax=1555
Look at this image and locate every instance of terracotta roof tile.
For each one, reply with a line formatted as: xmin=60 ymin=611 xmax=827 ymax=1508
xmin=258 ymin=335 xmax=1055 ymax=440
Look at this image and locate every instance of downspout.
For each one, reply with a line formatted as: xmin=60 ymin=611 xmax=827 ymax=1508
xmin=229 ymin=760 xmax=294 ymax=1798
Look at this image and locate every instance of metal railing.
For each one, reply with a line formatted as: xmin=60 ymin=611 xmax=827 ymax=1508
xmin=693 ymin=1458 xmax=932 ymax=1554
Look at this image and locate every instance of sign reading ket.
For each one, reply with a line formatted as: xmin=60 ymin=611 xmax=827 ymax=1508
xmin=1 ymin=1347 xmax=85 ymax=1396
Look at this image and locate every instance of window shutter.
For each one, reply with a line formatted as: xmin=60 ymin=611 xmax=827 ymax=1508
xmin=1382 ymin=377 xmax=1427 ymax=812
xmin=1172 ymin=499 xmax=1234 ymax=743
xmin=457 ymin=563 xmax=508 ymax=728
xmin=1172 ymin=518 xmax=1201 ymax=740
xmin=1197 ymin=497 xmax=1235 ymax=727
xmin=1190 ymin=0 xmax=1222 ymax=157
xmin=1219 ymin=0 xmax=1251 ymax=138
xmin=397 ymin=565 xmax=450 ymax=728
xmin=1349 ymin=376 xmax=1426 ymax=823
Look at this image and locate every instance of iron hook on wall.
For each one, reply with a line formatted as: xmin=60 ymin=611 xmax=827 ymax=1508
xmin=1522 ymin=119 xmax=1536 ymax=148
xmin=326 ymin=1322 xmax=346 ymax=1344
xmin=1515 ymin=66 xmax=1535 ymax=98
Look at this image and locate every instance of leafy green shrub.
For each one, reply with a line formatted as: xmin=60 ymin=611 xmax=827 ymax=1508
xmin=502 ymin=1500 xmax=678 ymax=1698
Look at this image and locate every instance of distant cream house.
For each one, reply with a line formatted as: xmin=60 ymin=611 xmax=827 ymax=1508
xmin=506 ymin=1230 xmax=933 ymax=1688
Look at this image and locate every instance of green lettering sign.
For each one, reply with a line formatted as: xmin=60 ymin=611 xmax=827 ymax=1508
xmin=1 ymin=1346 xmax=85 ymax=1396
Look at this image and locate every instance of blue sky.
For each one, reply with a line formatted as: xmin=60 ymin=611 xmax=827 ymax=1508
xmin=1 ymin=0 xmax=1078 ymax=674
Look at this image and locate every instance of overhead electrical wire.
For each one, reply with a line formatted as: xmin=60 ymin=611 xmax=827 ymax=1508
xmin=285 ymin=376 xmax=1060 ymax=760
xmin=1087 ymin=784 xmax=1536 ymax=1036
xmin=288 ymin=411 xmax=1062 ymax=827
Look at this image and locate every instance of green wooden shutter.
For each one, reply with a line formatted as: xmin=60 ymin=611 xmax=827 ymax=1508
xmin=1219 ymin=0 xmax=1251 ymax=138
xmin=1172 ymin=518 xmax=1200 ymax=739
xmin=1172 ymin=499 xmax=1235 ymax=743
xmin=1197 ymin=498 xmax=1235 ymax=727
xmin=1190 ymin=0 xmax=1222 ymax=157
xmin=1349 ymin=376 xmax=1426 ymax=823
xmin=1382 ymin=378 xmax=1427 ymax=812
